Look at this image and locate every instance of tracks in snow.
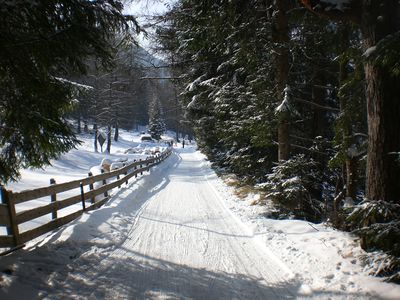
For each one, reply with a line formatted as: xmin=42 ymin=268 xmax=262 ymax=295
xmin=43 ymin=148 xmax=300 ymax=299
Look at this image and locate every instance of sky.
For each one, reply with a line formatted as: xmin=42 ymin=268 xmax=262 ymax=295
xmin=123 ymin=0 xmax=175 ymax=50
xmin=124 ymin=0 xmax=172 ymax=17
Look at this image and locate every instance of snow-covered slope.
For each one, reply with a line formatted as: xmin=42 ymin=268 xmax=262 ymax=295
xmin=2 ymin=131 xmax=168 ymax=234
xmin=5 ymin=130 xmax=161 ymax=192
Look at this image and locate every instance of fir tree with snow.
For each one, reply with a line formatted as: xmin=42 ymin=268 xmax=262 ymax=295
xmin=148 ymin=98 xmax=166 ymax=141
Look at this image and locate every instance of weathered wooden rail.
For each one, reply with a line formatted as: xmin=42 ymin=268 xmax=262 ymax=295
xmin=0 ymin=148 xmax=172 ymax=253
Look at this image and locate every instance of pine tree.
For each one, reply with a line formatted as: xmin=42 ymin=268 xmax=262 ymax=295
xmin=156 ymin=0 xmax=279 ymax=181
xmin=0 ymin=0 xmax=137 ymax=182
xmin=148 ymin=98 xmax=166 ymax=141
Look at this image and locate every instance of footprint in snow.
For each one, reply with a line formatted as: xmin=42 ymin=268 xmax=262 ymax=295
xmin=324 ymin=274 xmax=334 ymax=283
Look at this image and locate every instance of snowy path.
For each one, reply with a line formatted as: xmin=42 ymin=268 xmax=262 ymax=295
xmin=2 ymin=148 xmax=301 ymax=299
xmin=2 ymin=137 xmax=400 ymax=299
xmin=102 ymin=148 xmax=296 ymax=299
xmin=52 ymin=148 xmax=297 ymax=299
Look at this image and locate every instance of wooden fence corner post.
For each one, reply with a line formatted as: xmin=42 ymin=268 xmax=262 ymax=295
xmin=50 ymin=178 xmax=57 ymax=219
xmin=1 ymin=187 xmax=20 ymax=246
xmin=88 ymin=172 xmax=95 ymax=204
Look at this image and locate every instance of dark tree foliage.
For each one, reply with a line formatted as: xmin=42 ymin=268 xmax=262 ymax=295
xmin=301 ymin=0 xmax=400 ymax=207
xmin=158 ymin=1 xmax=347 ymax=185
xmin=157 ymin=0 xmax=278 ymax=182
xmin=0 ymin=0 xmax=137 ymax=182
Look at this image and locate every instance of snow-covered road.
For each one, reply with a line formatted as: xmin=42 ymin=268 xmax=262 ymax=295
xmin=1 ymin=147 xmax=302 ymax=299
xmin=89 ymin=148 xmax=296 ymax=299
xmin=3 ymin=134 xmax=400 ymax=299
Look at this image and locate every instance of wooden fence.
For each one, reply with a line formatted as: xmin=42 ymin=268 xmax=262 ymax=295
xmin=0 ymin=148 xmax=172 ymax=253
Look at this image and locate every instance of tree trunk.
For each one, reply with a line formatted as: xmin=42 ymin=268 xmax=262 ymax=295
xmin=114 ymin=122 xmax=119 ymax=142
xmin=362 ymin=2 xmax=400 ymax=202
xmin=93 ymin=123 xmax=98 ymax=153
xmin=338 ymin=24 xmax=358 ymax=200
xmin=77 ymin=116 xmax=81 ymax=134
xmin=83 ymin=120 xmax=89 ymax=133
xmin=174 ymin=86 xmax=180 ymax=142
xmin=106 ymin=124 xmax=112 ymax=154
xmin=346 ymin=157 xmax=358 ymax=199
xmin=274 ymin=0 xmax=291 ymax=161
xmin=278 ymin=120 xmax=290 ymax=161
xmin=311 ymin=70 xmax=325 ymax=139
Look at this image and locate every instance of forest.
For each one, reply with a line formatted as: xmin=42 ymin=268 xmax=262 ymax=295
xmin=153 ymin=0 xmax=400 ymax=281
xmin=0 ymin=0 xmax=399 ymax=282
xmin=0 ymin=0 xmax=180 ymax=181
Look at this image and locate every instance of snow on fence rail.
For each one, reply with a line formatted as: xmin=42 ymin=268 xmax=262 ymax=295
xmin=0 ymin=148 xmax=172 ymax=253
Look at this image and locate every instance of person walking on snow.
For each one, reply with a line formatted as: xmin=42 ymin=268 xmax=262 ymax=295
xmin=182 ymin=139 xmax=185 ymax=148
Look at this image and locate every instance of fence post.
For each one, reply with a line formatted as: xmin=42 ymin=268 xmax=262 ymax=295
xmin=134 ymin=160 xmax=137 ymax=178
xmin=50 ymin=178 xmax=57 ymax=219
xmin=101 ymin=169 xmax=108 ymax=198
xmin=123 ymin=163 xmax=128 ymax=185
xmin=1 ymin=187 xmax=20 ymax=246
xmin=80 ymin=182 xmax=86 ymax=211
xmin=140 ymin=159 xmax=143 ymax=175
xmin=117 ymin=173 xmax=121 ymax=188
xmin=88 ymin=172 xmax=95 ymax=204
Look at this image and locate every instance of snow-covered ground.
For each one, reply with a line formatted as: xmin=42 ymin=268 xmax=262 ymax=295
xmin=0 ymin=131 xmax=399 ymax=299
xmin=1 ymin=131 xmax=168 ymax=234
xmin=5 ymin=130 xmax=166 ymax=193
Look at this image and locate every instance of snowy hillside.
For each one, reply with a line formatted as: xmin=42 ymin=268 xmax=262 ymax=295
xmin=5 ymin=130 xmax=165 ymax=192
xmin=2 ymin=131 xmax=169 ymax=234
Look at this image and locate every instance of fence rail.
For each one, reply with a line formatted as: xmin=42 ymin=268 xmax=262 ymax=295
xmin=0 ymin=148 xmax=172 ymax=252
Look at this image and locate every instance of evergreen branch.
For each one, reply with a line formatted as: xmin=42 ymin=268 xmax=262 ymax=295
xmin=140 ymin=76 xmax=184 ymax=80
xmin=293 ymin=97 xmax=340 ymax=112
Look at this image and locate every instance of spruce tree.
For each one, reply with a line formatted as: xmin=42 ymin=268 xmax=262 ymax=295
xmin=0 ymin=0 xmax=137 ymax=183
xmin=149 ymin=98 xmax=165 ymax=141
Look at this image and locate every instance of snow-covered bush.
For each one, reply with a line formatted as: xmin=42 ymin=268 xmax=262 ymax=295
xmin=347 ymin=200 xmax=400 ymax=253
xmin=360 ymin=251 xmax=400 ymax=284
xmin=347 ymin=200 xmax=400 ymax=282
xmin=259 ymin=154 xmax=324 ymax=222
xmin=347 ymin=200 xmax=400 ymax=228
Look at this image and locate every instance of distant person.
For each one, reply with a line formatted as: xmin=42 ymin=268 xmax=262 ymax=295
xmin=182 ymin=139 xmax=185 ymax=148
